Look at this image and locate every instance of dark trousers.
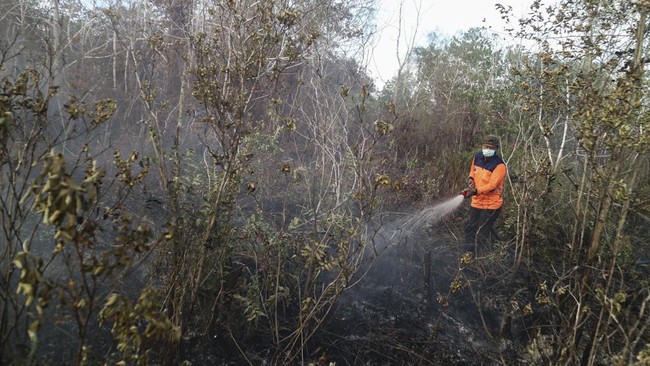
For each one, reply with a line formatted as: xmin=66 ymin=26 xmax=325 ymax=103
xmin=464 ymin=206 xmax=502 ymax=253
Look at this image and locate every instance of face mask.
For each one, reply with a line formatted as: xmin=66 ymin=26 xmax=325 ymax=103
xmin=482 ymin=148 xmax=496 ymax=157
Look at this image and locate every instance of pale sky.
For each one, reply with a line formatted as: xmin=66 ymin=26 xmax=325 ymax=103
xmin=368 ymin=0 xmax=535 ymax=88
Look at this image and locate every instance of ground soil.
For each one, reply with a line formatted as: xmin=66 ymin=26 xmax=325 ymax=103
xmin=312 ymin=213 xmax=538 ymax=366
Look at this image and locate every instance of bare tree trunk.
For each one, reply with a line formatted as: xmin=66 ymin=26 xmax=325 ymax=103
xmin=49 ymin=0 xmax=63 ymax=84
xmin=553 ymin=77 xmax=570 ymax=172
xmin=536 ymin=60 xmax=554 ymax=165
xmin=586 ymin=172 xmax=614 ymax=263
xmin=124 ymin=49 xmax=129 ymax=93
xmin=113 ymin=30 xmax=118 ymax=90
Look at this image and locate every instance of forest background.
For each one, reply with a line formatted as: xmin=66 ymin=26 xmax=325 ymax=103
xmin=0 ymin=0 xmax=649 ymax=365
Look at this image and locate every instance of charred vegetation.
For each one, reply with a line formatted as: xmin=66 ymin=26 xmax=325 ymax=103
xmin=1 ymin=0 xmax=649 ymax=365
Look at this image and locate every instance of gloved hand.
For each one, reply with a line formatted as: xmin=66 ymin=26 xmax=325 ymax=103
xmin=461 ymin=188 xmax=477 ymax=199
xmin=467 ymin=178 xmax=475 ymax=188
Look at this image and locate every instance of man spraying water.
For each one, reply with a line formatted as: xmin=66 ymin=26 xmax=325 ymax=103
xmin=460 ymin=135 xmax=507 ymax=254
xmin=388 ymin=136 xmax=505 ymax=240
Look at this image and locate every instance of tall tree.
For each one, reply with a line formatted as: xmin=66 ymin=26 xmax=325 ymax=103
xmin=502 ymin=0 xmax=650 ymax=363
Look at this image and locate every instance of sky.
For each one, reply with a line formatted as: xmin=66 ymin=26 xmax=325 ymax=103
xmin=368 ymin=0 xmax=535 ymax=88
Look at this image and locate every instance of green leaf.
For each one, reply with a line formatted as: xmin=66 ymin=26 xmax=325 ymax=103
xmin=28 ymin=320 xmax=40 ymax=343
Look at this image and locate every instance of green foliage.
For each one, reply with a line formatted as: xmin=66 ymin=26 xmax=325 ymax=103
xmin=99 ymin=288 xmax=181 ymax=365
xmin=496 ymin=1 xmax=650 ymax=364
xmin=32 ymin=153 xmax=102 ymax=243
xmin=0 ymin=60 xmax=178 ymax=364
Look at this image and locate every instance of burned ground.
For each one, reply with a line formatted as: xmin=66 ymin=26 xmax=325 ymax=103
xmin=309 ymin=207 xmax=539 ymax=366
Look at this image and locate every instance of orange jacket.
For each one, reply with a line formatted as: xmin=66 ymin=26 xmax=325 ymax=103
xmin=468 ymin=152 xmax=507 ymax=210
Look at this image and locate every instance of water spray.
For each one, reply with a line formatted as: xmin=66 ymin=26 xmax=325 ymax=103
xmin=374 ymin=195 xmax=466 ymax=249
xmin=399 ymin=195 xmax=465 ymax=233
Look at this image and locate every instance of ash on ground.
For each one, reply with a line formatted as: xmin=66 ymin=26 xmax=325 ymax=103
xmin=320 ymin=214 xmax=537 ymax=366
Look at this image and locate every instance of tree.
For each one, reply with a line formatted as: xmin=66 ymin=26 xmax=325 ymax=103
xmin=101 ymin=0 xmax=383 ymax=363
xmin=1 ymin=0 xmax=387 ymax=363
xmin=501 ymin=0 xmax=650 ymax=363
